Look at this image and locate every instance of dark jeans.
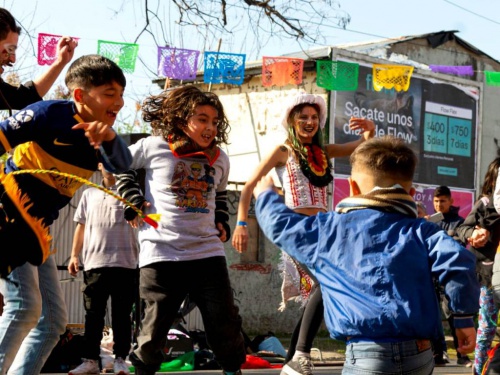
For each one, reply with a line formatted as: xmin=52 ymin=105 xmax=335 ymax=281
xmin=82 ymin=267 xmax=138 ymax=359
xmin=135 ymin=256 xmax=246 ymax=372
xmin=285 ymin=285 xmax=324 ymax=362
xmin=430 ymin=279 xmax=447 ymax=358
xmin=442 ymin=298 xmax=467 ymax=359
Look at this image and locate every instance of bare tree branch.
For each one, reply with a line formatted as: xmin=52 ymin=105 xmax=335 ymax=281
xmin=133 ymin=0 xmax=350 ymax=48
xmin=243 ymin=0 xmax=305 ymax=39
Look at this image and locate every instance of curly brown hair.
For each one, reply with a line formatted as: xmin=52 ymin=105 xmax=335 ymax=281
xmin=142 ymin=85 xmax=230 ymax=145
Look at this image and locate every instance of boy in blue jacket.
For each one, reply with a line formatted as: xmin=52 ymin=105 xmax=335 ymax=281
xmin=253 ymin=136 xmax=479 ymax=374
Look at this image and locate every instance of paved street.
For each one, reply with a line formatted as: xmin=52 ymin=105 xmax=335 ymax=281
xmin=43 ymin=363 xmax=474 ymax=375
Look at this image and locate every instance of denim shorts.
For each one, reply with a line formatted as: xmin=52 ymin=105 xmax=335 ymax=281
xmin=342 ymin=339 xmax=434 ymax=375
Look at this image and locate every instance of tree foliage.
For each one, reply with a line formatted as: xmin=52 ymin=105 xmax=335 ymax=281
xmin=133 ymin=0 xmax=350 ymax=57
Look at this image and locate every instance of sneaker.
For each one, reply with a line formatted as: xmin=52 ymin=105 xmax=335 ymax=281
xmin=457 ymin=355 xmax=473 ymax=367
xmin=222 ymin=371 xmax=242 ymax=375
xmin=281 ymin=357 xmax=314 ymax=375
xmin=69 ymin=359 xmax=100 ymax=375
xmin=433 ymin=351 xmax=450 ymax=366
xmin=114 ymin=357 xmax=130 ymax=375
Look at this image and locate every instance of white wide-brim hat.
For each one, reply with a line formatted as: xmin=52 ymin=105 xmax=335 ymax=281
xmin=281 ymin=93 xmax=327 ymax=129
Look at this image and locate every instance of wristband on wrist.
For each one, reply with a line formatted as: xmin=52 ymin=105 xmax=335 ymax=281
xmin=237 ymin=221 xmax=248 ymax=227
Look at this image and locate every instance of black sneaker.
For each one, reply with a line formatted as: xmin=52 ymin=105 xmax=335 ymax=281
xmin=433 ymin=351 xmax=450 ymax=366
xmin=129 ymin=352 xmax=158 ymax=375
xmin=280 ymin=357 xmax=314 ymax=375
xmin=457 ymin=355 xmax=472 ymax=367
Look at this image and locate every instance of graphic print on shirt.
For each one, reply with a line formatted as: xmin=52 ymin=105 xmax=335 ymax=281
xmin=8 ymin=109 xmax=35 ymax=130
xmin=174 ymin=161 xmax=212 ymax=213
xmin=171 ymin=161 xmax=189 ymax=197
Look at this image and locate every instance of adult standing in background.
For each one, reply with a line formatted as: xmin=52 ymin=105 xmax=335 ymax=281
xmin=0 ymin=7 xmax=77 ymax=316
xmin=0 ymin=7 xmax=78 ymax=371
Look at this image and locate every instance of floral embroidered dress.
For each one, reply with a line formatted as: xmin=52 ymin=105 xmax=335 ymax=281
xmin=275 ymin=145 xmax=330 ymax=310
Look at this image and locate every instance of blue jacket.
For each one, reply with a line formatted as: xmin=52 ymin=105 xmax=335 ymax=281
xmin=255 ymin=190 xmax=479 ymax=341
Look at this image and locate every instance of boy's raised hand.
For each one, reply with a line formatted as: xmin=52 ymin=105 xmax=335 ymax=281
xmin=349 ymin=117 xmax=375 ymax=141
xmin=73 ymin=121 xmax=117 ymax=149
xmin=253 ymin=175 xmax=276 ymax=200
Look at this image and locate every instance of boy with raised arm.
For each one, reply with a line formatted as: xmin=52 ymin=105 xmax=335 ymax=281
xmin=0 ymin=54 xmax=131 ymax=375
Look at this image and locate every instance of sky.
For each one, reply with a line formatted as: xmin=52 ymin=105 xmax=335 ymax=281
xmin=3 ymin=0 xmax=500 ymax=130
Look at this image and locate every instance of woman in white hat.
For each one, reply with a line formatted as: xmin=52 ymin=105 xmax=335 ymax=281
xmin=232 ymin=92 xmax=374 ymax=375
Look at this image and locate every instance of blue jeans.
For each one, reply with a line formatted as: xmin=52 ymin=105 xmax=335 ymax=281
xmin=0 ymin=256 xmax=67 ymax=374
xmin=343 ymin=339 xmax=434 ymax=375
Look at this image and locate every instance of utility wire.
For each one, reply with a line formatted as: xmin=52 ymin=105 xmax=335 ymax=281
xmin=229 ymin=2 xmax=498 ymax=61
xmin=443 ymin=0 xmax=500 ymax=26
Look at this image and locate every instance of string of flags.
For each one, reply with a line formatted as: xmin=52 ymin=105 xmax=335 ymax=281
xmin=36 ymin=32 xmax=500 ymax=90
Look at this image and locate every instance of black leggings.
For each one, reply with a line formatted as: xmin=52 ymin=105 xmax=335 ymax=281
xmin=285 ymin=285 xmax=324 ymax=362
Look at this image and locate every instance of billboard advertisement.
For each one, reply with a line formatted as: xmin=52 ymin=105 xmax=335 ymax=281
xmin=332 ymin=63 xmax=478 ymax=190
xmin=332 ymin=177 xmax=474 ymax=218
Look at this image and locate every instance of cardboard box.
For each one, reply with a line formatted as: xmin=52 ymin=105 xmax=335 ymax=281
xmin=164 ymin=333 xmax=194 ymax=360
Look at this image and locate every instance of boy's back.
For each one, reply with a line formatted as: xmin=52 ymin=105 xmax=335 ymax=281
xmin=255 ymin=188 xmax=478 ymax=341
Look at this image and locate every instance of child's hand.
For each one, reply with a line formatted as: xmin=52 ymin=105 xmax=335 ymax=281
xmin=127 ymin=201 xmax=151 ymax=229
xmin=232 ymin=226 xmax=248 ymax=253
xmin=455 ymin=327 xmax=476 ymax=355
xmin=67 ymin=256 xmax=79 ymax=277
xmin=349 ymin=117 xmax=375 ymax=141
xmin=468 ymin=226 xmax=489 ymax=248
xmin=216 ymin=222 xmax=227 ymax=242
xmin=73 ymin=121 xmax=116 ymax=149
xmin=253 ymin=175 xmax=276 ymax=199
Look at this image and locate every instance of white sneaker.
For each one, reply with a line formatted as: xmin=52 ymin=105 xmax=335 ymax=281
xmin=281 ymin=356 xmax=314 ymax=375
xmin=69 ymin=359 xmax=100 ymax=375
xmin=113 ymin=357 xmax=130 ymax=375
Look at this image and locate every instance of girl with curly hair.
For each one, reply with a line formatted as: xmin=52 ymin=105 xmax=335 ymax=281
xmin=116 ymin=85 xmax=246 ymax=375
